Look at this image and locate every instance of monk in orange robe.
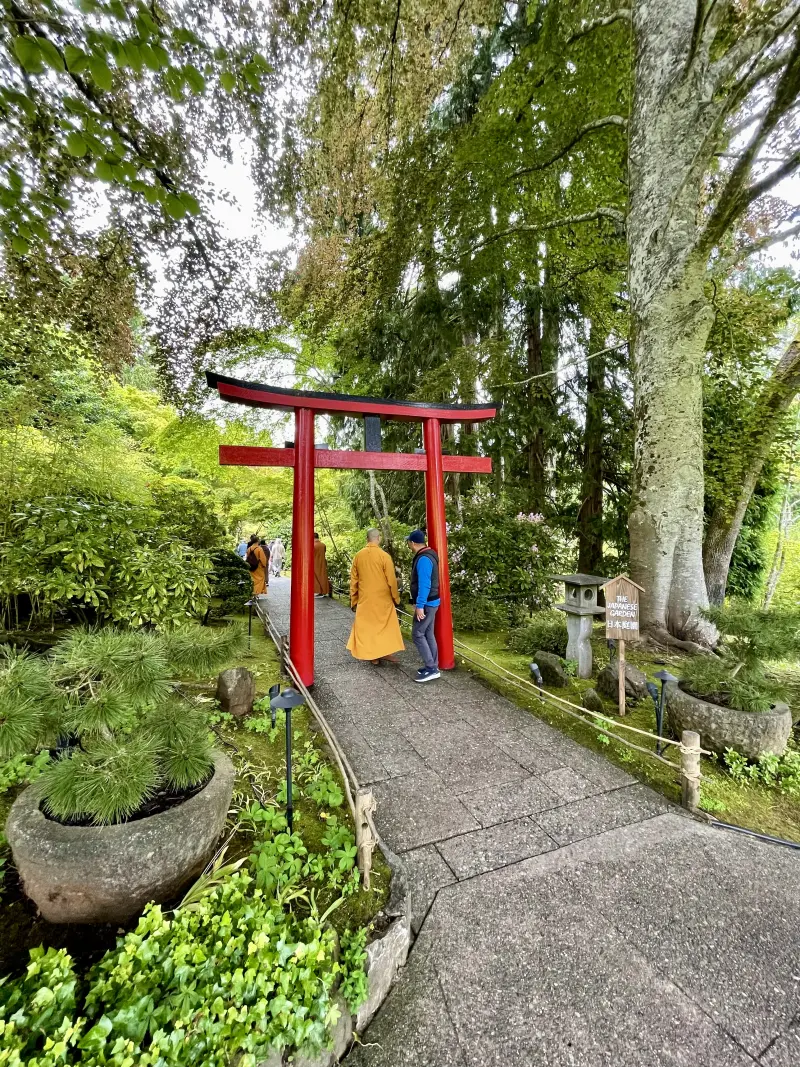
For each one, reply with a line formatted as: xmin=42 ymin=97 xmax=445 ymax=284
xmin=313 ymin=532 xmax=330 ymax=596
xmin=347 ymin=529 xmax=404 ymax=664
xmin=246 ymin=534 xmax=268 ymax=596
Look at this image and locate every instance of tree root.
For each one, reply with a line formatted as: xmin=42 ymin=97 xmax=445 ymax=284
xmin=645 ymin=626 xmax=712 ymax=655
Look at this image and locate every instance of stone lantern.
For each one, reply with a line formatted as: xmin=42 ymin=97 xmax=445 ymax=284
xmin=552 ymin=573 xmax=607 ymax=679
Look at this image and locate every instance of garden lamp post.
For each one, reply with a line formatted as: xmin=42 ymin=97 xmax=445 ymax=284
xmin=269 ymin=686 xmax=305 ymax=831
xmin=651 ymin=669 xmax=678 ymax=755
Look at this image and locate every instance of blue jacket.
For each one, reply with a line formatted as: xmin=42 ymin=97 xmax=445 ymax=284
xmin=414 ymin=553 xmax=441 ymax=610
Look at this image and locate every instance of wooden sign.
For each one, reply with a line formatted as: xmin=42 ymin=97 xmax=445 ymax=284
xmin=603 ymin=575 xmax=642 ymax=641
xmin=602 ymin=575 xmax=644 ymax=717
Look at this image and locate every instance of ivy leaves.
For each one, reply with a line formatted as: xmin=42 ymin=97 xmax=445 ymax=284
xmin=1 ymin=0 xmax=274 ymax=256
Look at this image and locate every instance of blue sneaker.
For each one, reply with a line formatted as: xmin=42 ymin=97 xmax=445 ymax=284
xmin=414 ymin=667 xmax=440 ymax=683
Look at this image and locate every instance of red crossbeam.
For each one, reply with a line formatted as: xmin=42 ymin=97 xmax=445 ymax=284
xmin=207 ymin=372 xmax=496 ymax=424
xmin=219 ymin=445 xmax=492 ymax=474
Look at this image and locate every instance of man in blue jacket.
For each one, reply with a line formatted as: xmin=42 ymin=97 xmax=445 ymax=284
xmin=406 ymin=530 xmax=441 ymax=682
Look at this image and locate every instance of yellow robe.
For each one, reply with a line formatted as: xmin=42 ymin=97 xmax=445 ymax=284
xmin=346 ymin=544 xmax=404 ymax=661
xmin=314 ymin=539 xmax=330 ymax=595
xmin=247 ymin=544 xmax=268 ymax=596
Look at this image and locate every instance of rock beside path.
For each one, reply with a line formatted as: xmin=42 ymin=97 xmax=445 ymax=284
xmin=597 ymin=659 xmax=649 ymax=705
xmin=581 ymin=687 xmax=605 ymax=714
xmin=534 ymin=651 xmax=570 ymax=687
xmin=216 ymin=667 xmax=255 ymax=718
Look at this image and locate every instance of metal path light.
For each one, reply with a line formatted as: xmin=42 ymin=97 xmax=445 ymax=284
xmin=269 ymin=686 xmax=306 ymax=831
xmin=651 ymin=669 xmax=678 ymax=755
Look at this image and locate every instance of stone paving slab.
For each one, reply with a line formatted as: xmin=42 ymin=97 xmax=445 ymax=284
xmin=399 ymin=844 xmax=457 ymax=935
xmin=435 ymin=817 xmax=556 ymax=880
xmin=534 ymin=783 xmax=669 ymax=845
xmin=458 ymin=772 xmax=562 ymax=827
xmin=371 ymin=770 xmax=481 ymax=851
xmin=264 ymin=582 xmax=800 ymax=1066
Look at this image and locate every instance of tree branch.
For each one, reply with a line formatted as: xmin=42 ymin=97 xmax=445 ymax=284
xmin=464 ymin=208 xmax=626 ymax=257
xmin=7 ymin=0 xmax=224 ymax=290
xmin=732 ymin=217 xmax=800 ymax=260
xmin=510 ymin=116 xmax=627 ymax=179
xmin=699 ymin=33 xmax=800 ymax=254
xmin=711 ymin=2 xmax=800 ymax=88
xmin=568 ymin=9 xmax=631 ymax=44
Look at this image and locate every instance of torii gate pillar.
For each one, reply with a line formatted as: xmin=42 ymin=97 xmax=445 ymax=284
xmin=206 ymin=372 xmax=495 ymax=687
xmin=423 ymin=418 xmax=454 ymax=671
xmin=290 ymin=408 xmax=315 ymax=687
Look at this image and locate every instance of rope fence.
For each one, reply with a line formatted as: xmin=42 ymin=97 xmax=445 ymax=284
xmin=393 ymin=604 xmax=708 ymax=809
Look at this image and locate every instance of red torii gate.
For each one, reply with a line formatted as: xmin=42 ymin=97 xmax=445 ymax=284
xmin=206 ymin=371 xmax=496 ymax=686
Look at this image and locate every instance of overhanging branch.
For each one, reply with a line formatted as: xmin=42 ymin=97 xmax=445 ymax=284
xmin=510 ymin=116 xmax=626 ymax=179
xmin=568 ymin=9 xmax=631 ymax=44
xmin=463 ymin=207 xmax=626 ymax=258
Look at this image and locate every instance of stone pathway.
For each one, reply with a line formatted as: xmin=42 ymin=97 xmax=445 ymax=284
xmin=266 ymin=580 xmax=800 ymax=1067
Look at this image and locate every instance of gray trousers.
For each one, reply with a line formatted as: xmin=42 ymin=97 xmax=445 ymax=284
xmin=412 ymin=606 xmax=438 ymax=669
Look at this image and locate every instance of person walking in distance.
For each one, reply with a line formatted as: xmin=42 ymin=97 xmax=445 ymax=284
xmin=270 ymin=536 xmax=285 ymax=577
xmin=406 ymin=529 xmax=440 ymax=682
xmin=245 ymin=534 xmax=268 ymax=598
xmin=313 ymin=532 xmax=330 ymax=597
xmin=347 ymin=529 xmax=404 ymax=665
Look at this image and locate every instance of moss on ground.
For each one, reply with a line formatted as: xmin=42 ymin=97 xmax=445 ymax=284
xmin=447 ymin=625 xmax=800 ymax=845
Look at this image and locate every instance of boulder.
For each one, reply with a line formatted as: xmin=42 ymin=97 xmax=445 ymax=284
xmin=6 ymin=752 xmax=234 ymax=924
xmin=666 ymin=685 xmax=792 ymax=759
xmin=216 ymin=667 xmax=255 ymax=718
xmin=597 ymin=659 xmax=649 ymax=705
xmin=581 ymin=688 xmax=605 ymax=714
xmin=534 ymin=651 xmax=570 ymax=688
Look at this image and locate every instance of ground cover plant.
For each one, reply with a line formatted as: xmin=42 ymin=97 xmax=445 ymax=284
xmin=0 ymin=619 xmax=388 ymax=1063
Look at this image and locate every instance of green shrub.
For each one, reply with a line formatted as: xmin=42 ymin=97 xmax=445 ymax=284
xmin=0 ymin=492 xmax=214 ymax=630
xmin=208 ymin=549 xmax=251 ymax=616
xmin=450 ymin=594 xmax=508 ymax=632
xmin=680 ymin=601 xmax=800 ymax=712
xmin=0 ymin=878 xmax=346 ymax=1067
xmin=507 ymin=611 xmax=568 ymax=657
xmin=447 ymin=489 xmax=559 ymax=612
xmin=0 ymin=625 xmax=243 ymax=824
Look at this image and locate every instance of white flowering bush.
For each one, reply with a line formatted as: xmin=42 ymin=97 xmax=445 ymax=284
xmin=446 ymin=493 xmax=559 ymax=612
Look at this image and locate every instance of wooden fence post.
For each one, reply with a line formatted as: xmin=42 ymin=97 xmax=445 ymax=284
xmin=354 ymin=786 xmax=377 ymax=890
xmin=280 ymin=634 xmax=289 ymax=675
xmin=680 ymin=730 xmax=701 ymax=812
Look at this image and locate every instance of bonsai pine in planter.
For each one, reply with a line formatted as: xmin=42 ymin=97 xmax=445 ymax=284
xmin=1 ymin=625 xmax=244 ymax=922
xmin=667 ymin=602 xmax=796 ymax=758
xmin=0 ymin=625 xmax=243 ymax=825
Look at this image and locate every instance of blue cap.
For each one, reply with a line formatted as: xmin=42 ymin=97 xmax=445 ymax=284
xmin=406 ymin=529 xmax=426 ymax=544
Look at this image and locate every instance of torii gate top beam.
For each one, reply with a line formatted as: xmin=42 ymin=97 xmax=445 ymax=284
xmin=206 ymin=371 xmax=496 ymax=424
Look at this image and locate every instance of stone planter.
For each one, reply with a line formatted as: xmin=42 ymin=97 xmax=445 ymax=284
xmin=5 ymin=751 xmax=235 ymax=924
xmin=665 ymin=685 xmax=792 ymax=759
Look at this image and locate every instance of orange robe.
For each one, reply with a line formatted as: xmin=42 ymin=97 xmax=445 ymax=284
xmin=346 ymin=544 xmax=404 ymax=661
xmin=314 ymin=539 xmax=330 ymax=595
xmin=247 ymin=544 xmax=268 ymax=596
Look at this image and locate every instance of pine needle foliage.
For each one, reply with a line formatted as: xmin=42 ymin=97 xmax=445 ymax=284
xmin=680 ymin=602 xmax=800 ymax=713
xmin=0 ymin=624 xmax=244 ymax=824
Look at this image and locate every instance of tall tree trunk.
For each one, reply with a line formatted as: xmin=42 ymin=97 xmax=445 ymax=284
xmin=627 ymin=2 xmax=720 ymax=644
xmin=577 ymin=323 xmax=605 ymax=574
xmin=525 ymin=290 xmax=546 ymax=512
xmin=703 ymin=335 xmax=800 ymax=605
